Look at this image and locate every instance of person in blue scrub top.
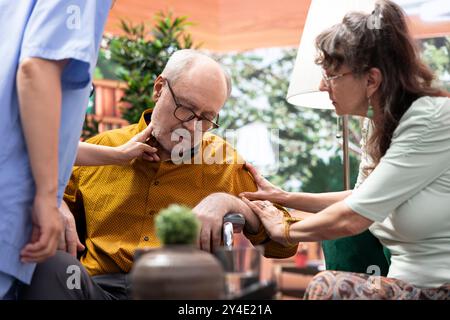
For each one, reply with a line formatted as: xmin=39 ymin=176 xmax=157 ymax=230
xmin=0 ymin=0 xmax=126 ymax=299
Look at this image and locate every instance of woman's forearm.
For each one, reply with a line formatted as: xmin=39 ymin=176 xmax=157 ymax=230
xmin=75 ymin=142 xmax=125 ymax=166
xmin=17 ymin=58 xmax=67 ymax=197
xmin=279 ymin=190 xmax=352 ymax=213
xmin=289 ymin=201 xmax=373 ymax=242
xmin=76 ymin=126 xmax=158 ymax=166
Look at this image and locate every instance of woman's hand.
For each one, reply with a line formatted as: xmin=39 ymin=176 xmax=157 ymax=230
xmin=239 ymin=163 xmax=286 ymax=203
xmin=241 ymin=197 xmax=288 ymax=246
xmin=115 ymin=125 xmax=160 ymax=163
xmin=76 ymin=125 xmax=161 ymax=166
xmin=20 ymin=194 xmax=63 ymax=263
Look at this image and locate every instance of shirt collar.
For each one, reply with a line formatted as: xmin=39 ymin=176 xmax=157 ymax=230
xmin=137 ymin=109 xmax=153 ymax=132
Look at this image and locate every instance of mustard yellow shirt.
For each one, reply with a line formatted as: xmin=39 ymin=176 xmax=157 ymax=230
xmin=64 ymin=110 xmax=296 ymax=275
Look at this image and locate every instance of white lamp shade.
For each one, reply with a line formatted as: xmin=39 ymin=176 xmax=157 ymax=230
xmin=287 ymin=0 xmax=376 ymax=109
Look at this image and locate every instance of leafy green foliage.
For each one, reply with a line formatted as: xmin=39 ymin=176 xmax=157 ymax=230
xmin=94 ymin=49 xmax=123 ymax=80
xmin=420 ymin=36 xmax=450 ymax=91
xmin=155 ymin=205 xmax=200 ymax=245
xmin=108 ymin=12 xmax=197 ymax=124
xmin=302 ymin=154 xmax=359 ymax=192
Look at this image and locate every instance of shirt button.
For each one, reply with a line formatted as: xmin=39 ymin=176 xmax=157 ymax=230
xmin=153 ymin=180 xmax=160 ymax=186
xmin=143 ymin=236 xmax=149 ymax=241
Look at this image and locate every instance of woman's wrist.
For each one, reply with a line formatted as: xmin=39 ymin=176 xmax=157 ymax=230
xmin=276 ymin=189 xmax=291 ymax=206
xmin=283 ymin=212 xmax=303 ymax=246
xmin=35 ymin=183 xmax=58 ymax=199
xmin=112 ymin=146 xmax=130 ymax=165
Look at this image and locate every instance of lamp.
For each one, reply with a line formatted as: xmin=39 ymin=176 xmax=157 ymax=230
xmin=286 ymin=0 xmax=376 ymax=190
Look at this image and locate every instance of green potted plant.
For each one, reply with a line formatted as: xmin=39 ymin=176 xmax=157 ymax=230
xmin=109 ymin=12 xmax=196 ymax=125
xmin=130 ymin=205 xmax=225 ymax=299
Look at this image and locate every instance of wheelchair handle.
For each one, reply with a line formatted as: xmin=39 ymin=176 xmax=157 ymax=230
xmin=223 ymin=213 xmax=246 ymax=249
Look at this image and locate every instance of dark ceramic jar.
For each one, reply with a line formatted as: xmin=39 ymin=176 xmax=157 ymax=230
xmin=131 ymin=245 xmax=225 ymax=300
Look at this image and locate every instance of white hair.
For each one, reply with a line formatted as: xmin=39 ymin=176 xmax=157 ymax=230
xmin=161 ymin=49 xmax=232 ymax=98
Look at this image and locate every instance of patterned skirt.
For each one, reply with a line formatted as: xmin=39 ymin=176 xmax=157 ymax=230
xmin=304 ymin=270 xmax=450 ymax=300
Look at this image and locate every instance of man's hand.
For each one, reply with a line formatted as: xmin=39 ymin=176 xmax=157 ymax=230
xmin=58 ymin=201 xmax=85 ymax=257
xmin=192 ymin=193 xmax=261 ymax=253
xmin=192 ymin=194 xmax=225 ymax=253
xmin=20 ymin=194 xmax=63 ymax=263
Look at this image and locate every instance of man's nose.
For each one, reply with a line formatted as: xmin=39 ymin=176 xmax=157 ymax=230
xmin=183 ymin=118 xmax=202 ymax=133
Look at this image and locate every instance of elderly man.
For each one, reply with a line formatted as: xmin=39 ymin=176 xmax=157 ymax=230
xmin=19 ymin=50 xmax=296 ymax=300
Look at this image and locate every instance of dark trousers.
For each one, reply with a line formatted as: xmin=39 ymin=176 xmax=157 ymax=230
xmin=18 ymin=251 xmax=131 ymax=300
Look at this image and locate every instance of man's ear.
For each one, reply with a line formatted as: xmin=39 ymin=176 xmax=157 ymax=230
xmin=366 ymin=67 xmax=382 ymax=98
xmin=153 ymin=75 xmax=165 ymax=102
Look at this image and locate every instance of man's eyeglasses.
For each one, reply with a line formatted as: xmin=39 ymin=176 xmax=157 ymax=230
xmin=165 ymin=79 xmax=220 ymax=132
xmin=321 ymin=69 xmax=353 ymax=88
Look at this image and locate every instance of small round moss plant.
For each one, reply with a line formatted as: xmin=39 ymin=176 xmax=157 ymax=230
xmin=155 ymin=204 xmax=200 ymax=245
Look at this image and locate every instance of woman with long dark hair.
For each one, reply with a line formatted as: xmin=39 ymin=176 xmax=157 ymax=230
xmin=241 ymin=0 xmax=450 ymax=299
